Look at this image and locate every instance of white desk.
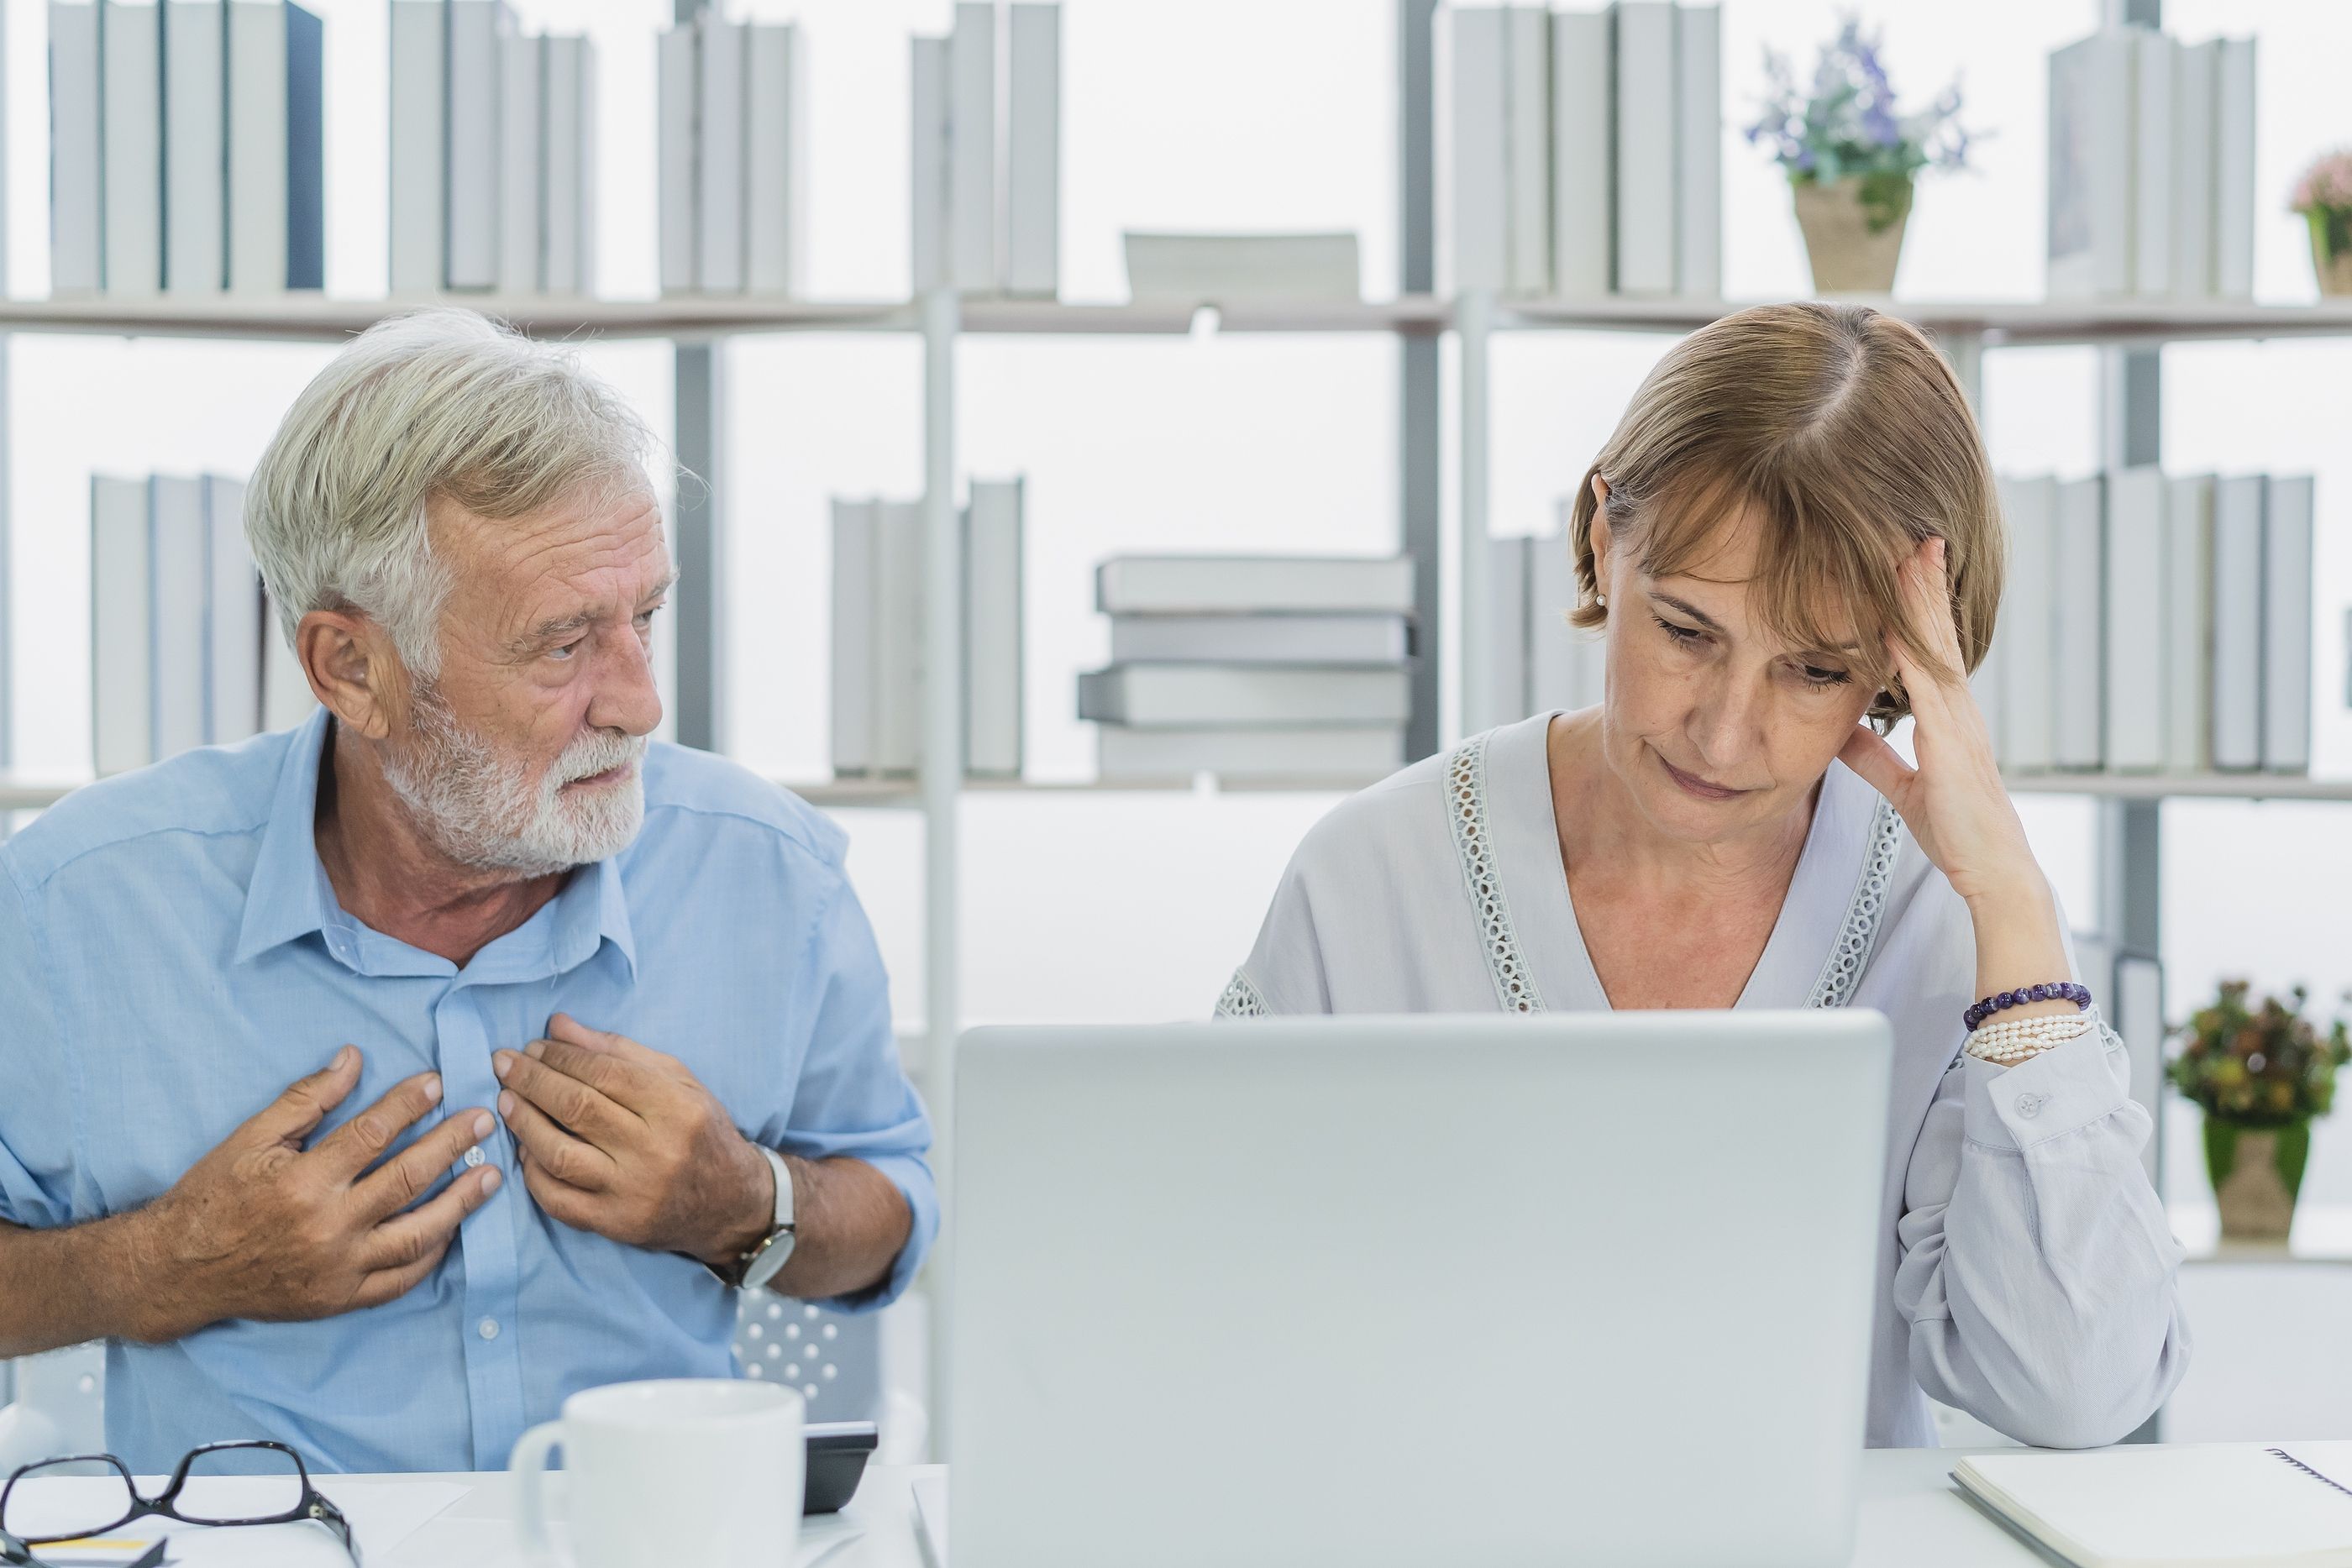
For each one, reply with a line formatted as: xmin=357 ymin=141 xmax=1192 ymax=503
xmin=356 ymin=1448 xmax=2052 ymax=1567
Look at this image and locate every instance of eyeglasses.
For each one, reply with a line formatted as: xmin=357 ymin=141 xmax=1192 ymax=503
xmin=0 ymin=1440 xmax=357 ymax=1565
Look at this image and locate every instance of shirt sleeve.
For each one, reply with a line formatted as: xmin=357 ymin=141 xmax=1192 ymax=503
xmin=1215 ymin=856 xmax=1332 ymax=1018
xmin=0 ymin=857 xmax=76 ymax=1230
xmin=771 ymin=873 xmax=937 ymax=1314
xmin=1892 ymin=999 xmax=2192 ymax=1448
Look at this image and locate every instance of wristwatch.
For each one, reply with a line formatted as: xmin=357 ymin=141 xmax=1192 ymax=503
xmin=720 ymin=1144 xmax=797 ymax=1293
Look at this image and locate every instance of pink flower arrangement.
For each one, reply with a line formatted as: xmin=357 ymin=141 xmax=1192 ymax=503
xmin=2289 ymin=149 xmax=2352 ymax=213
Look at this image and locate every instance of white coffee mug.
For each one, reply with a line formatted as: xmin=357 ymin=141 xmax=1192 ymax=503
xmin=509 ymin=1378 xmax=804 ymax=1568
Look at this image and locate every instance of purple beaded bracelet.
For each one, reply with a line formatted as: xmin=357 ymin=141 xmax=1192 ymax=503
xmin=1964 ymin=982 xmax=2092 ymax=1032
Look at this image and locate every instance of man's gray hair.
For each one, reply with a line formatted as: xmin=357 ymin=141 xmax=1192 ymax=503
xmin=246 ymin=306 xmax=656 ymax=681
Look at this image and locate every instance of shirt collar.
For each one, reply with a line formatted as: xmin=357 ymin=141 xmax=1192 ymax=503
xmin=232 ymin=708 xmax=640 ymax=982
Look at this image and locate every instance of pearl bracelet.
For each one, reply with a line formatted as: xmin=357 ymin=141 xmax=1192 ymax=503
xmin=1964 ymin=1011 xmax=2095 ymax=1065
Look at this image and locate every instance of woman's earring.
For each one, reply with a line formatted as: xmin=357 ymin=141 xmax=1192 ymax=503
xmin=1596 ymin=592 xmax=1608 ymax=607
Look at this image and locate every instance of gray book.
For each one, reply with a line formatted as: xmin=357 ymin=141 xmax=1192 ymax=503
xmin=657 ymin=23 xmax=696 ymax=294
xmin=745 ymin=24 xmax=806 ymax=296
xmin=1675 ymin=3 xmax=1721 ymax=299
xmin=2102 ymin=468 xmax=2165 ymax=772
xmin=2208 ymin=474 xmax=2265 ymax=772
xmin=50 ymin=2 xmax=104 ymax=295
xmin=102 ymin=0 xmax=164 ymax=296
xmin=697 ymin=13 xmax=748 ymax=294
xmin=205 ymin=475 xmax=261 ymax=744
xmin=1504 ymin=7 xmax=1551 ymax=296
xmin=150 ymin=475 xmax=209 ymax=760
xmin=2212 ymin=37 xmax=2256 ymax=299
xmin=2169 ymin=39 xmax=2218 ymax=299
xmin=1549 ymin=7 xmax=1613 ymax=296
xmin=2162 ymin=474 xmax=2215 ymax=774
xmin=964 ymin=479 xmax=1024 ymax=778
xmin=92 ymin=475 xmax=155 ymax=774
xmin=1079 ymin=664 xmax=1411 ymax=728
xmin=387 ymin=0 xmax=446 ymax=293
xmin=2050 ymin=475 xmax=2106 ymax=770
xmin=1487 ymin=537 xmax=1531 ymax=723
xmin=1113 ymin=614 xmax=1411 ymax=667
xmin=1998 ymin=475 xmax=2060 ymax=774
xmin=1097 ymin=725 xmax=1404 ymax=782
xmin=830 ymin=498 xmax=876 ymax=776
xmin=874 ymin=501 xmax=926 ymax=774
xmin=949 ymin=2 xmax=995 ymax=291
xmin=1611 ymin=1 xmax=1677 ymax=296
xmin=910 ymin=37 xmax=951 ymax=292
xmin=1003 ymin=4 xmax=1059 ymax=297
xmin=2045 ymin=30 xmax=2134 ymax=300
xmin=1448 ymin=6 xmax=1509 ymax=292
xmin=542 ymin=35 xmax=597 ymax=296
xmin=443 ymin=0 xmax=512 ymax=291
xmin=2261 ymin=475 xmax=2313 ymax=775
xmin=1096 ymin=556 xmax=1415 ymax=616
xmin=496 ymin=31 xmax=543 ymax=295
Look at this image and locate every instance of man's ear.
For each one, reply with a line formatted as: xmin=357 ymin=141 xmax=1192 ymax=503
xmin=298 ymin=611 xmax=406 ymax=742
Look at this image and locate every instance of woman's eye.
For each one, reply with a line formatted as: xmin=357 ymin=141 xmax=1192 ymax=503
xmin=1653 ymin=616 xmax=1703 ymax=646
xmin=1798 ymin=663 xmax=1852 ymax=688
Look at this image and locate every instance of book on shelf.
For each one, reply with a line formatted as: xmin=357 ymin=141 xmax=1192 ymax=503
xmin=1078 ymin=665 xmax=1412 ymax=728
xmin=1003 ymin=4 xmax=1061 ymax=298
xmin=165 ymin=0 xmax=228 ymax=295
xmin=150 ymin=476 xmax=211 ymax=762
xmin=388 ymin=0 xmax=447 ymax=295
xmin=92 ymin=478 xmax=155 ymax=775
xmin=1121 ymin=233 xmax=1361 ymax=302
xmin=2208 ymin=473 xmax=2265 ymax=772
xmin=1097 ymin=726 xmax=1406 ymax=783
xmin=910 ymin=35 xmax=952 ymax=293
xmin=444 ymin=0 xmax=512 ymax=292
xmin=1612 ymin=1 xmax=1677 ymax=296
xmin=874 ymin=501 xmax=926 ymax=775
xmin=1488 ymin=535 xmax=1533 ymax=725
xmin=49 ymin=1 xmax=104 ymax=296
xmin=1673 ymin=4 xmax=1721 ymax=300
xmin=2262 ymin=475 xmax=2314 ymax=776
xmin=2129 ymin=28 xmax=2171 ymax=300
xmin=1096 ymin=556 xmax=1416 ymax=617
xmin=1110 ymin=613 xmax=1412 ymax=666
xmin=697 ymin=14 xmax=748 ymax=295
xmin=102 ymin=0 xmax=165 ymax=298
xmin=543 ymin=35 xmax=599 ymax=296
xmin=496 ymin=30 xmax=544 ymax=296
xmin=949 ymin=2 xmax=996 ymax=291
xmin=2046 ymin=30 xmax=2134 ymax=300
xmin=206 ymin=476 xmax=262 ymax=745
xmin=965 ymin=479 xmax=1025 ymax=779
xmin=2102 ymin=468 xmax=2166 ymax=774
xmin=829 ymin=498 xmax=878 ymax=777
xmin=1549 ymin=8 xmax=1613 ymax=298
xmin=2168 ymin=38 xmax=2217 ymax=298
xmin=660 ymin=14 xmax=801 ymax=296
xmin=226 ymin=0 xmax=324 ymax=294
xmin=1997 ymin=475 xmax=2059 ymax=774
xmin=2212 ymin=37 xmax=2257 ymax=299
xmin=658 ymin=23 xmax=698 ymax=295
xmin=745 ymin=24 xmax=808 ymax=296
xmin=2050 ymin=475 xmax=2106 ymax=771
xmin=2162 ymin=474 xmax=2216 ymax=774
xmin=1446 ymin=6 xmax=1509 ymax=294
xmin=1504 ymin=7 xmax=1551 ymax=297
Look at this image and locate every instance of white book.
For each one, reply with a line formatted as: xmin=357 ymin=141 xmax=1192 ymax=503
xmin=1954 ymin=1442 xmax=2352 ymax=1568
xmin=1504 ymin=7 xmax=1551 ymax=296
xmin=444 ymin=0 xmax=511 ymax=291
xmin=2261 ymin=475 xmax=2314 ymax=775
xmin=102 ymin=0 xmax=165 ymax=297
xmin=1079 ymin=665 xmax=1412 ymax=728
xmin=496 ymin=31 xmax=543 ymax=296
xmin=541 ymin=35 xmax=595 ymax=296
xmin=204 ymin=475 xmax=260 ymax=744
xmin=1447 ymin=6 xmax=1509 ymax=293
xmin=386 ymin=0 xmax=446 ymax=294
xmin=2045 ymin=31 xmax=2134 ymax=300
xmin=1488 ymin=535 xmax=1531 ymax=723
xmin=1003 ymin=4 xmax=1059 ymax=297
xmin=1675 ymin=3 xmax=1721 ymax=300
xmin=164 ymin=0 xmax=226 ymax=295
xmin=1111 ymin=614 xmax=1411 ymax=666
xmin=1097 ymin=556 xmax=1416 ymax=616
xmin=261 ymin=593 xmax=316 ymax=730
xmin=697 ymin=13 xmax=746 ymax=294
xmin=1999 ymin=475 xmax=2060 ymax=773
xmin=1613 ymin=1 xmax=1677 ymax=296
xmin=2051 ymin=476 xmax=2106 ymax=770
xmin=91 ymin=476 xmax=155 ymax=774
xmin=1549 ymin=8 xmax=1613 ymax=296
xmin=2161 ymin=474 xmax=2215 ymax=774
xmin=2168 ymin=39 xmax=2217 ymax=300
xmin=1122 ymin=233 xmax=1360 ymax=301
xmin=2208 ymin=474 xmax=2265 ymax=772
xmin=2129 ymin=28 xmax=2170 ymax=297
xmin=874 ymin=501 xmax=927 ymax=775
xmin=1097 ymin=725 xmax=1405 ymax=783
xmin=744 ymin=24 xmax=806 ymax=296
xmin=2212 ymin=37 xmax=2256 ymax=300
xmin=910 ymin=37 xmax=951 ymax=293
xmin=830 ymin=498 xmax=876 ymax=776
xmin=948 ymin=2 xmax=996 ymax=291
xmin=50 ymin=2 xmax=106 ymax=296
xmin=1530 ymin=519 xmax=1598 ymax=713
xmin=223 ymin=0 xmax=323 ymax=292
xmin=2102 ymin=468 xmax=2165 ymax=772
xmin=657 ymin=24 xmax=696 ymax=295
xmin=150 ymin=475 xmax=209 ymax=760
xmin=963 ymin=479 xmax=1024 ymax=778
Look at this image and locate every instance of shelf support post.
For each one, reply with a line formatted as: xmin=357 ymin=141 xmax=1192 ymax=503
xmin=1457 ymin=289 xmax=1495 ymax=740
xmin=1399 ymin=0 xmax=1441 ymax=763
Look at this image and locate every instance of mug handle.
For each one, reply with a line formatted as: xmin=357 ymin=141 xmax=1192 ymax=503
xmin=508 ymin=1419 xmax=570 ymax=1565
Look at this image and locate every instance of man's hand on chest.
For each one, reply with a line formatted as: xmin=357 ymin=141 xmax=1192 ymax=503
xmin=492 ymin=1014 xmax=774 ymax=1270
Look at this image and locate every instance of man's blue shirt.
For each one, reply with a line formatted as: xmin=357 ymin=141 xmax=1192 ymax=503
xmin=0 ymin=710 xmax=935 ymax=1472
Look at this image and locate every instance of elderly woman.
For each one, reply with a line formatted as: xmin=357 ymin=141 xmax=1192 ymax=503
xmin=1219 ymin=302 xmax=2188 ymax=1450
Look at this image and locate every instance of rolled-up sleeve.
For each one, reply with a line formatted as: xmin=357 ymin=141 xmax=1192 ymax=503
xmin=0 ymin=857 xmax=76 ymax=1230
xmin=1892 ymin=1015 xmax=2191 ymax=1447
xmin=772 ymin=875 xmax=937 ymax=1313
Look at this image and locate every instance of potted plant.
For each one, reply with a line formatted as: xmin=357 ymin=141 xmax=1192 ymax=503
xmin=2289 ymin=149 xmax=2352 ymax=297
xmin=2167 ymin=982 xmax=2351 ymax=1240
xmin=1744 ymin=16 xmax=1980 ymax=295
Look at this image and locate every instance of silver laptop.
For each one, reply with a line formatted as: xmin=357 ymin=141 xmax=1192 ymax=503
xmin=945 ymin=1012 xmax=1893 ymax=1568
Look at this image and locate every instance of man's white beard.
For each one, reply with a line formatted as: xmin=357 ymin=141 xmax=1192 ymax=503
xmin=382 ymin=686 xmax=647 ymax=878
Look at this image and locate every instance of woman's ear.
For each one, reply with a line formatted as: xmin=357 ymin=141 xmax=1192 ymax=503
xmin=1588 ymin=475 xmax=1614 ymax=593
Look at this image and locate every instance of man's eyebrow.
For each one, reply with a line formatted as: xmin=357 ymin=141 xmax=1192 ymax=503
xmin=508 ymin=574 xmax=680 ymax=655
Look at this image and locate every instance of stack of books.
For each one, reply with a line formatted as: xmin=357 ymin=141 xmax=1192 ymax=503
xmin=657 ymin=13 xmax=808 ymax=296
xmin=1450 ymin=3 xmax=1719 ymax=298
xmin=831 ymin=480 xmax=1026 ymax=779
xmin=391 ymin=0 xmax=598 ymax=296
xmin=2045 ymin=26 xmax=2256 ymax=300
xmin=89 ymin=473 xmax=310 ymax=774
xmin=1079 ymin=557 xmax=1417 ymax=782
xmin=51 ymin=0 xmax=323 ymax=296
xmin=911 ymin=3 xmax=1061 ymax=297
xmin=1489 ymin=507 xmax=1605 ymax=724
xmin=1984 ymin=469 xmax=2313 ymax=777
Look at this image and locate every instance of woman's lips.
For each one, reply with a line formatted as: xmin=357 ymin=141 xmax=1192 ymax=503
xmin=1656 ymin=750 xmax=1749 ymax=801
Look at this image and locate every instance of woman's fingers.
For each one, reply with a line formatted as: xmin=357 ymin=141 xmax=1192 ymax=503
xmin=1839 ymin=723 xmax=1917 ymax=807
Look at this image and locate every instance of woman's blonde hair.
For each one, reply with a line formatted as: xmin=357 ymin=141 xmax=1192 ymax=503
xmin=1567 ymin=301 xmax=2000 ymax=726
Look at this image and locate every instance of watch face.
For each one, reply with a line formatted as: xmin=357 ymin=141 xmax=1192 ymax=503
xmin=742 ymin=1228 xmax=798 ymax=1293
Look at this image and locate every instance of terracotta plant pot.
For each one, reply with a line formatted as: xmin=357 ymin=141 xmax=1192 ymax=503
xmin=2307 ymin=207 xmax=2352 ymax=297
xmin=1792 ymin=174 xmax=1914 ymax=295
xmin=2206 ymin=1118 xmax=2310 ymax=1240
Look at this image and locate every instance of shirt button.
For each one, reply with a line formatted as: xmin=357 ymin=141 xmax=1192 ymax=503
xmin=2015 ymin=1093 xmax=2045 ymax=1120
xmin=478 ymin=1317 xmax=501 ymax=1341
xmin=463 ymin=1147 xmax=486 ymax=1168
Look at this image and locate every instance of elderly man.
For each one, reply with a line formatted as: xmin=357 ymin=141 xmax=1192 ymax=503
xmin=0 ymin=308 xmax=934 ymax=1474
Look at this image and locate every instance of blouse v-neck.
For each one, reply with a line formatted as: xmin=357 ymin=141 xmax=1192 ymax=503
xmin=1473 ymin=711 xmax=1887 ymax=1015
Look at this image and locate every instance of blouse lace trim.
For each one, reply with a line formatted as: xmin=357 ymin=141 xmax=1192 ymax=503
xmin=1446 ymin=733 xmax=1544 ymax=1012
xmin=1804 ymin=798 xmax=1903 ymax=1010
xmin=1216 ymin=969 xmax=1269 ymax=1017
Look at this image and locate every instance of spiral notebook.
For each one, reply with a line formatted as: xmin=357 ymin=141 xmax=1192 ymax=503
xmin=1954 ymin=1444 xmax=2352 ymax=1567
